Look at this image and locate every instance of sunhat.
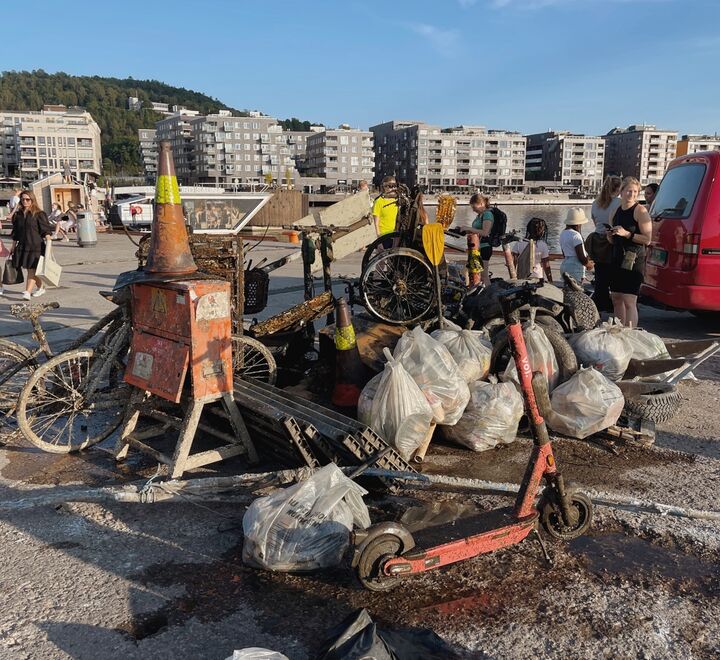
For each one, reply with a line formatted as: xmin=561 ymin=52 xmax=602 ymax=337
xmin=565 ymin=207 xmax=589 ymax=225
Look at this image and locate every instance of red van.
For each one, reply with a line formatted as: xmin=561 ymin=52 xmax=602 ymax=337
xmin=642 ymin=150 xmax=720 ymax=314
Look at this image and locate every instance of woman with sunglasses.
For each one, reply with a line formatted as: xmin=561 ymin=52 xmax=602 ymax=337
xmin=7 ymin=190 xmax=55 ymax=300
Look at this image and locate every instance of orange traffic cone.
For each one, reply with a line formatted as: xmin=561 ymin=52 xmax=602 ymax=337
xmin=145 ymin=141 xmax=197 ymax=275
xmin=331 ymin=298 xmax=366 ymax=407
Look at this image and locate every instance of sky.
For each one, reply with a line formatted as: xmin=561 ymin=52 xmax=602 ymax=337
xmin=1 ymin=0 xmax=719 ymax=136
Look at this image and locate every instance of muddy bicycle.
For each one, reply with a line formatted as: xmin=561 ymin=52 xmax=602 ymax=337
xmin=0 ymin=292 xmax=133 ymax=453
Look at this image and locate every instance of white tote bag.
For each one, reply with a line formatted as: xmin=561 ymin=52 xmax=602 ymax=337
xmin=36 ymin=240 xmax=62 ymax=287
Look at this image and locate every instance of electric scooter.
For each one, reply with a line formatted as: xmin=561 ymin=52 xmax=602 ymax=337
xmin=352 ymin=280 xmax=593 ymax=591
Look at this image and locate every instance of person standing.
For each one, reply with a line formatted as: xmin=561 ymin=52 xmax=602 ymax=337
xmin=559 ymin=207 xmax=594 ymax=284
xmin=588 ymin=175 xmax=622 ymax=312
xmin=467 ymin=193 xmax=494 ymax=286
xmin=372 ymin=176 xmax=399 ymax=241
xmin=511 ymin=217 xmax=553 ymax=282
xmin=607 ymin=177 xmax=652 ymax=327
xmin=7 ymin=191 xmax=55 ymax=300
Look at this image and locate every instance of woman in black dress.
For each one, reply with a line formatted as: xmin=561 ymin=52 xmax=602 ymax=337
xmin=8 ymin=191 xmax=54 ymax=300
xmin=607 ymin=177 xmax=652 ymax=327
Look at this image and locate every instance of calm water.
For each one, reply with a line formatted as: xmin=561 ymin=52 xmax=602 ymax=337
xmin=427 ymin=203 xmax=594 ymax=252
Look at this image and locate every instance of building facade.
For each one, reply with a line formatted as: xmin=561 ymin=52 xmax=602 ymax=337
xmin=0 ymin=106 xmax=102 ymax=181
xmin=676 ymin=134 xmax=720 ymax=156
xmin=304 ymin=125 xmax=374 ymax=188
xmin=525 ymin=131 xmax=605 ymax=193
xmin=151 ymin=111 xmax=317 ymax=186
xmin=138 ymin=128 xmax=158 ymax=182
xmin=603 ymin=125 xmax=677 ymax=184
xmin=371 ymin=120 xmax=526 ymax=191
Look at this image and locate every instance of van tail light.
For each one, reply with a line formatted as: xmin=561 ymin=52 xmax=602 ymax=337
xmin=682 ymin=233 xmax=701 ymax=271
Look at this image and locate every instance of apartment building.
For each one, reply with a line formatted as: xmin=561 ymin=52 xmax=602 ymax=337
xmin=0 ymin=105 xmax=102 ymax=181
xmin=525 ymin=131 xmax=605 ymax=193
xmin=152 ymin=111 xmax=315 ymax=186
xmin=304 ymin=125 xmax=374 ymax=188
xmin=138 ymin=128 xmax=158 ymax=181
xmin=371 ymin=120 xmax=526 ymax=191
xmin=676 ymin=134 xmax=720 ymax=156
xmin=604 ymin=124 xmax=677 ymax=184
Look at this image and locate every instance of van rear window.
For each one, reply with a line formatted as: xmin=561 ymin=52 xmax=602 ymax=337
xmin=651 ymin=163 xmax=706 ymax=219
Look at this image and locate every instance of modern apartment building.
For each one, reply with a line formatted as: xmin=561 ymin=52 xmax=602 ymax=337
xmin=604 ymin=124 xmax=677 ymax=184
xmin=676 ymin=134 xmax=720 ymax=156
xmin=0 ymin=105 xmax=102 ymax=181
xmin=138 ymin=128 xmax=158 ymax=181
xmin=151 ymin=111 xmax=315 ymax=186
xmin=525 ymin=131 xmax=605 ymax=193
xmin=371 ymin=120 xmax=526 ymax=191
xmin=304 ymin=125 xmax=374 ymax=188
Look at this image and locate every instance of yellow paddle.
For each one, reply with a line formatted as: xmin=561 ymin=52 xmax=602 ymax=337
xmin=422 ymin=223 xmax=445 ymax=329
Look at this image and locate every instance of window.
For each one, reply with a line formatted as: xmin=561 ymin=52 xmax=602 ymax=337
xmin=339 ymin=136 xmax=349 ymax=145
xmin=651 ymin=163 xmax=705 ymax=218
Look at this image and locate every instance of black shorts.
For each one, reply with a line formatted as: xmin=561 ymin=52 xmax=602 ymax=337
xmin=480 ymin=244 xmax=492 ymax=261
xmin=609 ymin=267 xmax=643 ymax=296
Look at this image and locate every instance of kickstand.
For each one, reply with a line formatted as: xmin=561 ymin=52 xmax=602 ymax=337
xmin=532 ymin=528 xmax=553 ymax=567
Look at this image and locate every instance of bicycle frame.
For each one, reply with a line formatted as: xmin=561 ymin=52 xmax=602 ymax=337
xmin=0 ymin=304 xmax=125 ymax=392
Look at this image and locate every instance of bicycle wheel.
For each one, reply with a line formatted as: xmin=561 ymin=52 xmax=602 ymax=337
xmin=0 ymin=339 xmax=38 ymax=415
xmin=232 ymin=335 xmax=277 ymax=385
xmin=17 ymin=348 xmax=129 ymax=453
xmin=361 ymin=248 xmax=435 ymax=325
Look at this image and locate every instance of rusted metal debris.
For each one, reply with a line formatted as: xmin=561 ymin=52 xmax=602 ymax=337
xmin=250 ymin=290 xmax=335 ymax=338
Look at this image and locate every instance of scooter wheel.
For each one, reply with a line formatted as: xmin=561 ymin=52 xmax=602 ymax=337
xmin=356 ymin=534 xmax=404 ymax=592
xmin=540 ymin=492 xmax=593 ymax=541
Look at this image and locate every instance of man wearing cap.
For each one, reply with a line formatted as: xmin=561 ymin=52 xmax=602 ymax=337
xmin=559 ymin=207 xmax=594 ymax=283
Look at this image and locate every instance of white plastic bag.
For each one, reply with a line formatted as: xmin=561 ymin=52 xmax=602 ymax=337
xmin=441 ymin=377 xmax=524 ymax=451
xmin=368 ymin=348 xmax=434 ymax=459
xmin=570 ymin=323 xmax=633 ymax=381
xmin=503 ymin=321 xmax=559 ymax=392
xmin=226 ymin=650 xmax=289 ymax=660
xmin=242 ymin=464 xmax=371 ymax=572
xmin=546 ymin=367 xmax=624 ymax=439
xmin=357 ymin=372 xmax=381 ymax=428
xmin=622 ymin=328 xmax=669 ymax=360
xmin=394 ymin=326 xmax=470 ymax=425
xmin=431 ymin=320 xmax=492 ymax=383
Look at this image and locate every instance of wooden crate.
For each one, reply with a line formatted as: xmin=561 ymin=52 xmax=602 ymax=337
xmin=137 ymin=234 xmax=244 ymax=332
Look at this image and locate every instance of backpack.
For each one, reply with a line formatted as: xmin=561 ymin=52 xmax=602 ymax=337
xmin=489 ymin=206 xmax=508 ymax=247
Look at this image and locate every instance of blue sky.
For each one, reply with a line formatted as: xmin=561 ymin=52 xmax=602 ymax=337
xmin=2 ymin=0 xmax=718 ymax=136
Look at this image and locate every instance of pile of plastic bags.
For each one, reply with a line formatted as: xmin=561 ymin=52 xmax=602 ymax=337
xmin=430 ymin=320 xmax=492 ymax=384
xmin=393 ymin=326 xmax=470 ymax=425
xmin=242 ymin=464 xmax=371 ymax=572
xmin=545 ymin=367 xmax=625 ymax=439
xmin=622 ymin=327 xmax=669 ymax=361
xmin=503 ymin=321 xmax=560 ymax=392
xmin=570 ymin=323 xmax=633 ymax=381
xmin=442 ymin=377 xmax=524 ymax=451
xmin=358 ymin=348 xmax=434 ymax=460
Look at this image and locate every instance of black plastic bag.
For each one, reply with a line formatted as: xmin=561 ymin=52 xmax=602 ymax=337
xmin=316 ymin=609 xmax=459 ymax=660
xmin=2 ymin=260 xmax=23 ymax=285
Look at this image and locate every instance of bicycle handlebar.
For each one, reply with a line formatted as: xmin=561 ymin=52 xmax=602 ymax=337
xmin=10 ymin=301 xmax=60 ymax=321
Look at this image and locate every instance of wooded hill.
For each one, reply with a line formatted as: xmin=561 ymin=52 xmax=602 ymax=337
xmin=0 ymin=70 xmax=317 ymax=176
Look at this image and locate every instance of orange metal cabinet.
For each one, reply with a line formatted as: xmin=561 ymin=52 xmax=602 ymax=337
xmin=125 ymin=279 xmax=233 ymax=402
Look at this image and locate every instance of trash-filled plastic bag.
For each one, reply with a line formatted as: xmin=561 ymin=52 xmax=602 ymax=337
xmin=365 ymin=348 xmax=434 ymax=459
xmin=242 ymin=464 xmax=371 ymax=572
xmin=622 ymin=328 xmax=669 ymax=360
xmin=441 ymin=377 xmax=524 ymax=451
xmin=394 ymin=326 xmax=470 ymax=425
xmin=225 ymin=650 xmax=289 ymax=660
xmin=318 ymin=608 xmax=460 ymax=660
xmin=431 ymin=319 xmax=492 ymax=383
xmin=503 ymin=321 xmax=559 ymax=392
xmin=545 ymin=367 xmax=624 ymax=439
xmin=570 ymin=323 xmax=633 ymax=381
